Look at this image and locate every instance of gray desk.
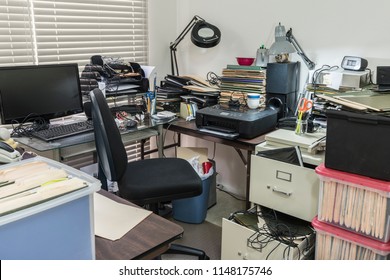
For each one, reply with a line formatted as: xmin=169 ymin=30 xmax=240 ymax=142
xmin=15 ymin=117 xmax=166 ymax=162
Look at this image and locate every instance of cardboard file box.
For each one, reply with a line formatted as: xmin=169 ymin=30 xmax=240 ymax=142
xmin=325 ymin=109 xmax=390 ymax=181
xmin=0 ymin=157 xmax=101 ymax=260
xmin=316 ymin=164 xmax=390 ymax=242
xmin=312 ymin=217 xmax=390 ymax=260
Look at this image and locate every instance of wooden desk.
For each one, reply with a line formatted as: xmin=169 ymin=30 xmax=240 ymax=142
xmin=95 ymin=191 xmax=183 ymax=260
xmin=165 ymin=119 xmax=267 ymax=209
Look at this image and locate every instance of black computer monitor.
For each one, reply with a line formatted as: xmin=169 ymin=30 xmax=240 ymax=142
xmin=0 ymin=63 xmax=83 ymax=125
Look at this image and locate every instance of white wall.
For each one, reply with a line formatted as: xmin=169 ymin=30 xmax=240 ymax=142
xmin=149 ymin=0 xmax=390 ymax=197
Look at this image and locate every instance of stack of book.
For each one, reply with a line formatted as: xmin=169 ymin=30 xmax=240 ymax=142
xmin=220 ymin=65 xmax=266 ymax=105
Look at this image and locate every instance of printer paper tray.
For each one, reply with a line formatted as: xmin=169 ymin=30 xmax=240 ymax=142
xmin=198 ymin=128 xmax=239 ymax=139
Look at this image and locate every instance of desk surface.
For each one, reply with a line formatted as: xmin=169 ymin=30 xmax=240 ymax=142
xmin=166 ymin=118 xmax=266 ymax=152
xmin=95 ymin=191 xmax=183 ymax=260
xmin=15 ymin=116 xmax=165 ymax=152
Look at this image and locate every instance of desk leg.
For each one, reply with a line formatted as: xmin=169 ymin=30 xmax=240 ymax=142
xmin=157 ymin=124 xmax=164 ymax=158
xmin=245 ymin=150 xmax=252 ymax=209
xmin=234 ymin=148 xmax=251 ymax=209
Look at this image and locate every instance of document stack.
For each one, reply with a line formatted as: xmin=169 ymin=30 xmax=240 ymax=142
xmin=312 ymin=164 xmax=390 ymax=260
xmin=157 ymin=75 xmax=219 ymax=115
xmin=219 ymin=65 xmax=266 ymax=105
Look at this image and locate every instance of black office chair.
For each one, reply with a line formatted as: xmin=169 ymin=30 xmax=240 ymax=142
xmin=89 ymin=88 xmax=209 ymax=259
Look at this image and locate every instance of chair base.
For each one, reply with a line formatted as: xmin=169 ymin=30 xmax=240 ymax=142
xmin=160 ymin=244 xmax=210 ymax=260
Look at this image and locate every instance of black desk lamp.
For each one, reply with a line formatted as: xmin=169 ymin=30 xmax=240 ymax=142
xmin=269 ymin=23 xmax=315 ymax=70
xmin=169 ymin=15 xmax=221 ymax=76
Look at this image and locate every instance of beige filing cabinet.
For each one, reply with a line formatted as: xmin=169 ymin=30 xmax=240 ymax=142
xmin=221 ymin=129 xmax=325 ymax=260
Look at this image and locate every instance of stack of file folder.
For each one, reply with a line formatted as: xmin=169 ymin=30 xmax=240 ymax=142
xmin=156 ymin=75 xmax=220 ymax=113
xmin=220 ymin=65 xmax=266 ymax=105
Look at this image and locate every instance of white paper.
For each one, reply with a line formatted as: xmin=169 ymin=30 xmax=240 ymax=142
xmin=93 ymin=193 xmax=152 ymax=241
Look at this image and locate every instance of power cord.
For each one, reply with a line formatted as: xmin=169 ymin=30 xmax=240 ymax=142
xmin=206 ymin=71 xmax=221 ymax=87
xmin=10 ymin=115 xmax=48 ymax=138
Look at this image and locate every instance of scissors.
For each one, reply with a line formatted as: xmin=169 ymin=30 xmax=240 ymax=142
xmin=297 ymin=98 xmax=313 ymax=115
xmin=295 ymin=98 xmax=313 ymax=134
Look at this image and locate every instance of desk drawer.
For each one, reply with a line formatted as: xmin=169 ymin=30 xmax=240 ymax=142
xmin=249 ymin=155 xmax=319 ymax=221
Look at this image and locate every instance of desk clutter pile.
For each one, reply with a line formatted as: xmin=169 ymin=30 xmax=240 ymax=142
xmin=79 ymin=56 xmax=149 ymax=97
xmin=156 ymin=74 xmax=220 ymax=119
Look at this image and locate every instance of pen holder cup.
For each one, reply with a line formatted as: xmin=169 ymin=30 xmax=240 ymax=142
xmin=295 ymin=119 xmax=308 ymax=135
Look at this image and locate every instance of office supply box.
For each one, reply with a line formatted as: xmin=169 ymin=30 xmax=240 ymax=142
xmin=312 ymin=217 xmax=390 ymax=260
xmin=325 ymin=109 xmax=390 ymax=181
xmin=195 ymin=104 xmax=277 ymax=139
xmin=316 ymin=164 xmax=390 ymax=242
xmin=0 ymin=157 xmax=101 ymax=260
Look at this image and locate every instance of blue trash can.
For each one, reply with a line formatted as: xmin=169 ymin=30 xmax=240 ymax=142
xmin=172 ymin=173 xmax=212 ymax=224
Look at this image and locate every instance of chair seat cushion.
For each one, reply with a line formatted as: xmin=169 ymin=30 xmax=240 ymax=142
xmin=119 ymin=157 xmax=203 ymax=205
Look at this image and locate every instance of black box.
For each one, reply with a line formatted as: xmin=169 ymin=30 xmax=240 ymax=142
xmin=325 ymin=109 xmax=390 ymax=181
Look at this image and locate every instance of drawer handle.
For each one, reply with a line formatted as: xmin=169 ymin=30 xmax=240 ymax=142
xmin=270 ymin=186 xmax=292 ymax=196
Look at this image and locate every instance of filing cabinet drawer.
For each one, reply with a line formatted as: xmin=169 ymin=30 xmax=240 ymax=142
xmin=221 ymin=218 xmax=313 ymax=260
xmin=249 ymin=155 xmax=319 ymax=221
xmin=221 ymin=218 xmax=262 ymax=260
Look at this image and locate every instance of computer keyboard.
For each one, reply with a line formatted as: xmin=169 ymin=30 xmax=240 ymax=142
xmin=31 ymin=120 xmax=94 ymax=141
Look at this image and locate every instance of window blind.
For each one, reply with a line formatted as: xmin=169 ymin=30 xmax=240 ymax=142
xmin=0 ymin=0 xmax=35 ymax=65
xmin=33 ymin=0 xmax=149 ymax=66
xmin=1 ymin=0 xmax=149 ymax=67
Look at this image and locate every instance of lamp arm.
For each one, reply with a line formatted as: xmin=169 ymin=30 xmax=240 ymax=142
xmin=286 ymin=28 xmax=315 ymax=70
xmin=170 ymin=15 xmax=204 ymax=75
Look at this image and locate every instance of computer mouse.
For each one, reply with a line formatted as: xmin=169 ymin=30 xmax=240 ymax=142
xmin=126 ymin=119 xmax=137 ymax=129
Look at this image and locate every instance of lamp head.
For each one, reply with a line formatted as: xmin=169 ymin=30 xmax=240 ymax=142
xmin=191 ymin=20 xmax=221 ymax=48
xmin=269 ymin=23 xmax=295 ymax=55
xmin=170 ymin=15 xmax=221 ymax=75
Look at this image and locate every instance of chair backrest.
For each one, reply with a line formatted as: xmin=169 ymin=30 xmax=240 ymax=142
xmin=90 ymin=88 xmax=128 ymax=182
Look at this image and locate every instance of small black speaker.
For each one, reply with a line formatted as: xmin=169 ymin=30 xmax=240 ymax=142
xmin=84 ymin=101 xmax=92 ymax=120
xmin=266 ymin=62 xmax=300 ymax=119
xmin=266 ymin=62 xmax=299 ymax=93
xmin=377 ymin=66 xmax=390 ymax=87
xmin=266 ymin=92 xmax=296 ymax=119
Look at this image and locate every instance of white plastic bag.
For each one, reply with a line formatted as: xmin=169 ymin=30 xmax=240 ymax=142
xmin=187 ymin=156 xmax=214 ymax=180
